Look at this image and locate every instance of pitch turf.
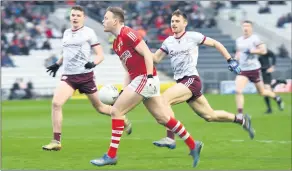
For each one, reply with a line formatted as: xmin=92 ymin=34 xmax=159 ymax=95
xmin=2 ymin=94 xmax=291 ymax=170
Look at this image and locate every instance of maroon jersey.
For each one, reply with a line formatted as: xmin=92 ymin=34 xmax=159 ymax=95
xmin=113 ymin=26 xmax=157 ymax=80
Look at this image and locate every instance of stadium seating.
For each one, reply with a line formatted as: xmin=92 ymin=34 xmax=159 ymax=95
xmin=238 ymin=2 xmax=291 ymax=41
xmin=2 ymin=2 xmax=291 ymax=98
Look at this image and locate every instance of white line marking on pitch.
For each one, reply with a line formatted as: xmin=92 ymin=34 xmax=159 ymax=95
xmin=3 ymin=136 xmax=291 ymax=144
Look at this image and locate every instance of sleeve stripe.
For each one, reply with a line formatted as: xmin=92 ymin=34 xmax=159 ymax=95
xmin=200 ymin=36 xmax=206 ymax=45
xmin=127 ymin=32 xmax=137 ymax=41
xmin=160 ymin=48 xmax=168 ymax=54
xmin=91 ymin=43 xmax=100 ymax=47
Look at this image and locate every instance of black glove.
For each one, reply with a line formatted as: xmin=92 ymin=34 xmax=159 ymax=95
xmin=46 ymin=63 xmax=60 ymax=77
xmin=84 ymin=62 xmax=96 ymax=69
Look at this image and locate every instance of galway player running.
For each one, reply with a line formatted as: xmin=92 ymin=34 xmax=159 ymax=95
xmin=42 ymin=6 xmax=132 ymax=151
xmin=235 ymin=20 xmax=284 ymax=115
xmin=152 ymin=9 xmax=254 ymax=149
xmin=90 ymin=7 xmax=203 ymax=168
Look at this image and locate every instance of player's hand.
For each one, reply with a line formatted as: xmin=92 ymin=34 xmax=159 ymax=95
xmin=146 ymin=74 xmax=157 ymax=94
xmin=243 ymin=49 xmax=251 ymax=55
xmin=267 ymin=66 xmax=275 ymax=73
xmin=227 ymin=58 xmax=241 ymax=74
xmin=84 ymin=62 xmax=96 ymax=69
xmin=46 ymin=63 xmax=60 ymax=77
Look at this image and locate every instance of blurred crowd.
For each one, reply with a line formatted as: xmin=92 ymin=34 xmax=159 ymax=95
xmin=1 ymin=1 xmax=55 ymax=67
xmin=78 ymin=1 xmax=221 ymax=44
xmin=276 ymin=12 xmax=292 ymax=28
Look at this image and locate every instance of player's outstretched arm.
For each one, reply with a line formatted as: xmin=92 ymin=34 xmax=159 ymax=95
xmin=153 ymin=49 xmax=167 ymax=64
xmin=203 ymin=37 xmax=241 ymax=74
xmin=56 ymin=54 xmax=63 ymax=65
xmin=92 ymin=45 xmax=105 ymax=65
xmin=134 ymin=40 xmax=154 ymax=75
xmin=250 ymin=43 xmax=267 ymax=55
xmin=202 ymin=37 xmax=232 ymax=61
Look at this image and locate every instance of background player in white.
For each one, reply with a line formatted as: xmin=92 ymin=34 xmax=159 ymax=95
xmin=90 ymin=7 xmax=203 ymax=168
xmin=42 ymin=6 xmax=132 ymax=151
xmin=234 ymin=20 xmax=284 ymax=116
xmin=151 ymin=9 xmax=254 ymax=149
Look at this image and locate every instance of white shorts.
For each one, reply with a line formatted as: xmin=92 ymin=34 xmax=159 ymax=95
xmin=128 ymin=74 xmax=160 ymax=98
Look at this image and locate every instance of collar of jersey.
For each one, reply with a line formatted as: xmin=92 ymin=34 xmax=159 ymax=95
xmin=72 ymin=26 xmax=84 ymax=32
xmin=174 ymin=31 xmax=186 ymax=39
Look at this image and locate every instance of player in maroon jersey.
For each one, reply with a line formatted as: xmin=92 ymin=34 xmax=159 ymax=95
xmin=90 ymin=7 xmax=203 ymax=168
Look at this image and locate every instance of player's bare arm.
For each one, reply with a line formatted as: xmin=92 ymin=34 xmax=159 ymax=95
xmin=202 ymin=37 xmax=232 ymax=61
xmin=235 ymin=50 xmax=240 ymax=60
xmin=134 ymin=40 xmax=154 ymax=75
xmin=92 ymin=45 xmax=105 ymax=65
xmin=250 ymin=43 xmax=267 ymax=55
xmin=121 ymin=62 xmax=131 ymax=88
xmin=153 ymin=49 xmax=167 ymax=63
xmin=56 ymin=55 xmax=63 ymax=65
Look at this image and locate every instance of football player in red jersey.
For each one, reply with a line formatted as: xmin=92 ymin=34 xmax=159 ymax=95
xmin=90 ymin=7 xmax=203 ymax=168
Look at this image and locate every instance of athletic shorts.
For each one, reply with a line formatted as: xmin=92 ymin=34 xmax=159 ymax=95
xmin=128 ymin=74 xmax=160 ymax=98
xmin=261 ymin=69 xmax=272 ymax=84
xmin=176 ymin=75 xmax=202 ymax=103
xmin=61 ymin=71 xmax=97 ymax=94
xmin=239 ymin=69 xmax=261 ymax=83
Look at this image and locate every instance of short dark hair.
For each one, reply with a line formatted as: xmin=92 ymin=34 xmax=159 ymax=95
xmin=106 ymin=6 xmax=125 ymax=23
xmin=172 ymin=9 xmax=187 ymax=21
xmin=242 ymin=20 xmax=253 ymax=25
xmin=71 ymin=5 xmax=85 ymax=14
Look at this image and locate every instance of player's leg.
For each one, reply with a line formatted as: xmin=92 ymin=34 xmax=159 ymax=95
xmin=153 ymin=83 xmax=193 ymax=148
xmin=235 ymin=75 xmax=249 ymax=114
xmin=42 ymin=80 xmax=75 ymax=151
xmin=86 ymin=92 xmax=132 ymax=135
xmin=254 ymin=80 xmax=284 ymax=111
xmin=77 ymin=72 xmax=132 ymax=132
xmin=90 ymin=77 xmax=144 ymax=166
xmin=249 ymin=69 xmax=284 ymax=110
xmin=188 ymin=95 xmax=255 ymax=139
xmin=261 ymin=71 xmax=273 ymax=113
xmin=271 ymin=79 xmax=287 ymax=89
xmin=143 ymin=96 xmax=203 ymax=167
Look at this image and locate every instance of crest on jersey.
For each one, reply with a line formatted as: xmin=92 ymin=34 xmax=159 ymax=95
xmin=117 ymin=41 xmax=123 ymax=52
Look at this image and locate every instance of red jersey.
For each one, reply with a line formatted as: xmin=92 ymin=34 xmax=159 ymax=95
xmin=113 ymin=26 xmax=157 ymax=80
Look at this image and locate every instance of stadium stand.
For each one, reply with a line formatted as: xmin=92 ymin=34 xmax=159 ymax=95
xmin=1 ymin=1 xmax=291 ymax=100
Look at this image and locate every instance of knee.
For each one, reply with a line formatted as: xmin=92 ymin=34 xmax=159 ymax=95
xmin=155 ymin=115 xmax=169 ymax=125
xmin=94 ymin=104 xmax=105 ymax=114
xmin=235 ymin=89 xmax=243 ymax=95
xmin=201 ymin=114 xmax=216 ymax=122
xmin=258 ymin=89 xmax=266 ymax=96
xmin=110 ymin=106 xmax=121 ymax=118
xmin=52 ymin=100 xmax=62 ymax=110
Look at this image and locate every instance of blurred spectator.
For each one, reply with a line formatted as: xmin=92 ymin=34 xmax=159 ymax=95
xmin=1 ymin=51 xmax=16 ymax=67
xmin=1 ymin=1 xmax=56 ymax=56
xmin=42 ymin=39 xmax=52 ymax=50
xmin=258 ymin=1 xmax=271 ymax=14
xmin=278 ymin=44 xmax=289 ymax=58
xmin=81 ymin=1 xmax=213 ymax=44
xmin=8 ymin=78 xmax=34 ymax=100
xmin=276 ymin=12 xmax=292 ymax=28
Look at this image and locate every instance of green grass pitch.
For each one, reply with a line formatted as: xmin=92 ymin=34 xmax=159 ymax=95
xmin=2 ymin=94 xmax=291 ymax=170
